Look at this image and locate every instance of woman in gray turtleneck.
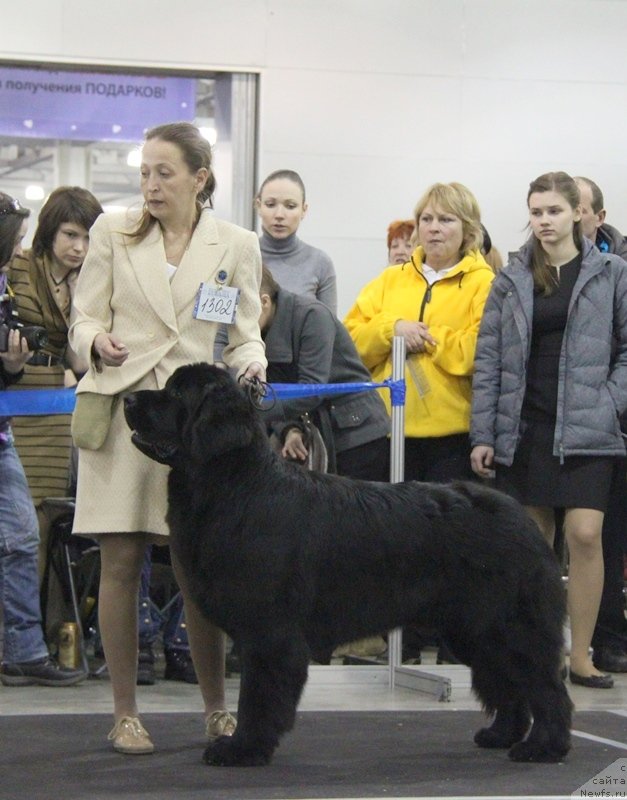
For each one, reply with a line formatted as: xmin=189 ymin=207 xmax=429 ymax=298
xmin=256 ymin=169 xmax=337 ymax=314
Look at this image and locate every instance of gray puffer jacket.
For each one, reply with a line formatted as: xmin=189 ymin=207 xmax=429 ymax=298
xmin=470 ymin=239 xmax=627 ymax=465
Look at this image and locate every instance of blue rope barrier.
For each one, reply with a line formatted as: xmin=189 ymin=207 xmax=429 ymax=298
xmin=265 ymin=378 xmax=405 ymax=406
xmin=0 ymin=388 xmax=77 ymax=416
xmin=0 ymin=378 xmax=406 ymax=416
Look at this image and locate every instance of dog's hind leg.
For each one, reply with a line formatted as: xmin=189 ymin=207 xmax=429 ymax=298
xmin=203 ymin=626 xmax=310 ymax=767
xmin=508 ymin=679 xmax=572 ymax=763
xmin=471 ymin=650 xmax=572 ymax=762
xmin=502 ymin=611 xmax=572 ymax=761
xmin=474 ymin=701 xmax=531 ymax=749
xmin=470 ymin=662 xmax=532 ymax=749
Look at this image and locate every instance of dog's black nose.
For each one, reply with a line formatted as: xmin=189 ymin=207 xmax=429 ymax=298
xmin=123 ymin=394 xmax=139 ymax=425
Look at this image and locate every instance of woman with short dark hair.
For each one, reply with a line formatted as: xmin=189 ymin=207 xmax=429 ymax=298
xmin=9 ymin=186 xmax=103 ymax=513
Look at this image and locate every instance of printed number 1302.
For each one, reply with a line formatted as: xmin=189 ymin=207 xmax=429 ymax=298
xmin=201 ymin=295 xmax=234 ymax=316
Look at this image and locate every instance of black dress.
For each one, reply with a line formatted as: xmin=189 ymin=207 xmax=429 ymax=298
xmin=496 ymin=255 xmax=614 ymax=511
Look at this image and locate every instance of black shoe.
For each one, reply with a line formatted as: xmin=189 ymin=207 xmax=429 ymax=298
xmin=569 ymin=669 xmax=614 ymax=689
xmin=164 ymin=649 xmax=198 ymax=684
xmin=137 ymin=645 xmax=156 ymax=686
xmin=0 ymin=656 xmax=86 ymax=687
xmin=593 ymin=645 xmax=627 ymax=673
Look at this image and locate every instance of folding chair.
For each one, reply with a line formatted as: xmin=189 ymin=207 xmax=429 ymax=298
xmin=39 ymin=497 xmax=99 ymax=674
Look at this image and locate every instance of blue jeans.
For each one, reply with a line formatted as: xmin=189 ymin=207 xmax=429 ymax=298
xmin=138 ymin=547 xmax=189 ymax=652
xmin=0 ymin=435 xmax=48 ymax=665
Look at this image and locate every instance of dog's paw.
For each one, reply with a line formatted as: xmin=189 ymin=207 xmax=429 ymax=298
xmin=474 ymin=727 xmax=517 ymax=749
xmin=508 ymin=740 xmax=569 ymax=763
xmin=203 ymin=735 xmax=272 ymax=767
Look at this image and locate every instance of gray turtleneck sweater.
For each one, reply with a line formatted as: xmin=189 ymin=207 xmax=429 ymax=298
xmin=260 ymin=231 xmax=337 ymax=315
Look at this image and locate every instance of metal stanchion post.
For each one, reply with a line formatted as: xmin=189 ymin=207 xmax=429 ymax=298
xmin=388 ymin=336 xmax=405 ymax=688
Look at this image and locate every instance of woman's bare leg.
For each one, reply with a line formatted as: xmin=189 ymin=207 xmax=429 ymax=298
xmin=170 ymin=552 xmax=227 ymax=714
xmin=98 ymin=533 xmax=149 ymax=721
xmin=524 ymin=505 xmax=567 ymax=673
xmin=563 ymin=508 xmax=605 ymax=677
xmin=524 ymin=505 xmax=556 ymax=547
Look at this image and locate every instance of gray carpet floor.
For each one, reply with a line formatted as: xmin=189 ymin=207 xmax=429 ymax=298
xmin=1 ymin=710 xmax=625 ymax=799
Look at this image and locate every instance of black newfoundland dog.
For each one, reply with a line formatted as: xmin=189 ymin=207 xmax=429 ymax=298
xmin=124 ymin=363 xmax=572 ymax=767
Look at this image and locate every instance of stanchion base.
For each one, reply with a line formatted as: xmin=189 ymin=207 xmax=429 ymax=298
xmin=393 ymin=665 xmax=452 ymax=702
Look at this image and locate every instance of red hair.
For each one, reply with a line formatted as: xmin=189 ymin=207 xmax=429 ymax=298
xmin=386 ymin=219 xmax=415 ymax=250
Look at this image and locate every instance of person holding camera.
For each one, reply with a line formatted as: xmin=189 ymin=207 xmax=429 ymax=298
xmin=0 ymin=191 xmax=86 ymax=687
xmin=8 ymin=186 xmax=103 ymax=567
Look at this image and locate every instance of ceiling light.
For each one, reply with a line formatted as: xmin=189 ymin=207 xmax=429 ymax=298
xmin=199 ymin=127 xmax=217 ymax=146
xmin=126 ymin=148 xmax=142 ymax=168
xmin=102 ymin=204 xmax=129 ymax=214
xmin=25 ymin=185 xmax=45 ymax=201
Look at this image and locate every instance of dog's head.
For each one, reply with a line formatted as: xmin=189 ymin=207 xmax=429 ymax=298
xmin=124 ymin=363 xmax=259 ymax=467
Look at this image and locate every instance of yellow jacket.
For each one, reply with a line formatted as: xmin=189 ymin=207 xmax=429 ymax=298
xmin=344 ymin=247 xmax=494 ymax=438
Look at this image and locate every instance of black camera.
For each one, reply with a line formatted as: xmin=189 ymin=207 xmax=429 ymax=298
xmin=0 ymin=320 xmax=48 ymax=352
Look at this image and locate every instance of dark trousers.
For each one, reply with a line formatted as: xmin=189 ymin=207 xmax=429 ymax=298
xmin=335 ymin=436 xmax=390 ymax=482
xmin=402 ymin=434 xmax=474 ymax=655
xmin=404 ymin=433 xmax=474 ymax=483
xmin=592 ymin=458 xmax=627 ymax=650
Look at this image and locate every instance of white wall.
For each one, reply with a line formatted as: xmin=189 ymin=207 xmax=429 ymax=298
xmin=2 ymin=0 xmax=627 ymax=316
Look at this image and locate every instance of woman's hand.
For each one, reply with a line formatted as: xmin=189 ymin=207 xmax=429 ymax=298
xmin=0 ymin=329 xmax=32 ymax=373
xmin=282 ymin=428 xmax=308 ymax=462
xmin=92 ymin=333 xmax=129 ymax=367
xmin=242 ymin=361 xmax=266 ymax=382
xmin=470 ymin=445 xmax=495 ymax=478
xmin=394 ymin=320 xmax=437 ymax=353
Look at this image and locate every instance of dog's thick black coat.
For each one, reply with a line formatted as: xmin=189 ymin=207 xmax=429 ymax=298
xmin=124 ymin=364 xmax=572 ymax=767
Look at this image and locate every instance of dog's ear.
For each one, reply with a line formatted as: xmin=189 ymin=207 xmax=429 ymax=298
xmin=191 ymin=416 xmax=254 ymax=460
xmin=187 ymin=385 xmax=255 ymax=461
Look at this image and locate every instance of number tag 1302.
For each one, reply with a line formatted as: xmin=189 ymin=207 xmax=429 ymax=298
xmin=193 ymin=283 xmax=239 ymax=325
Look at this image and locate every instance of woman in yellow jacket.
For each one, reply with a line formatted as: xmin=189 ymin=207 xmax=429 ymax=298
xmin=345 ymin=182 xmax=494 ymax=484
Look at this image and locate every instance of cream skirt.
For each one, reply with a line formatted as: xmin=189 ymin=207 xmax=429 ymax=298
xmin=72 ymin=372 xmax=170 ymax=543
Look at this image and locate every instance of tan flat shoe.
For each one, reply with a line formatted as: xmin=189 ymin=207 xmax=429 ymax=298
xmin=108 ymin=716 xmax=154 ymax=754
xmin=206 ymin=710 xmax=236 ymax=741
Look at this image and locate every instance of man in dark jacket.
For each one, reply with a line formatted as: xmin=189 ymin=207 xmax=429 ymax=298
xmin=575 ymin=176 xmax=627 ymax=260
xmin=575 ymin=176 xmax=627 ymax=673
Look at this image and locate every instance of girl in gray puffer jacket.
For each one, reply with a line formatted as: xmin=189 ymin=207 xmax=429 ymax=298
xmin=470 ymin=171 xmax=627 ymax=690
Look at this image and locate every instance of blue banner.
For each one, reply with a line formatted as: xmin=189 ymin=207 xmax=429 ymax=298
xmin=0 ymin=67 xmax=196 ymax=142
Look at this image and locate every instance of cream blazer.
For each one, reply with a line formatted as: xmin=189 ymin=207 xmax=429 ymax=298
xmin=70 ymin=208 xmax=266 ymax=396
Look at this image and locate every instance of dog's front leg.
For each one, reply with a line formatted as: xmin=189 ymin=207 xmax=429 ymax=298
xmin=203 ymin=629 xmax=310 ymax=767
